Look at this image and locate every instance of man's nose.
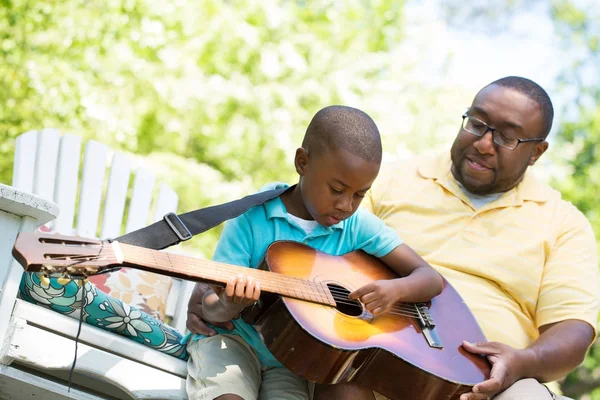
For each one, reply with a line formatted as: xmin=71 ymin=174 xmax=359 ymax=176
xmin=473 ymin=131 xmax=496 ymax=155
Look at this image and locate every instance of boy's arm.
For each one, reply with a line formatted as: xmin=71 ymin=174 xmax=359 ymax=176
xmin=187 ymin=213 xmax=256 ymax=327
xmin=350 ymin=244 xmax=443 ymax=315
xmin=380 ymin=244 xmax=442 ymax=301
xmin=350 ymin=210 xmax=443 ymax=315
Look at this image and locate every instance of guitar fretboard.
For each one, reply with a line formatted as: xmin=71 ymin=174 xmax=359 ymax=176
xmin=119 ymin=243 xmax=336 ymax=306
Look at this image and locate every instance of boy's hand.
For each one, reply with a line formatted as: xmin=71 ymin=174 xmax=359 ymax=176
xmin=349 ymin=279 xmax=403 ymax=316
xmin=217 ymin=274 xmax=261 ymax=313
xmin=187 ymin=283 xmax=234 ymax=335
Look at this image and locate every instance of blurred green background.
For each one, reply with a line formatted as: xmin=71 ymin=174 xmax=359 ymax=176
xmin=0 ymin=0 xmax=598 ymax=397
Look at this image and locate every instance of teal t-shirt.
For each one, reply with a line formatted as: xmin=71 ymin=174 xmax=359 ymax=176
xmin=183 ymin=182 xmax=403 ymax=368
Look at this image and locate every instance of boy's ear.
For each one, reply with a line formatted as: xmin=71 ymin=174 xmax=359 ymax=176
xmin=294 ymin=147 xmax=309 ymax=175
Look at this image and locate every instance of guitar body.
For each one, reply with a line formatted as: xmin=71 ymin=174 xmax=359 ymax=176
xmin=247 ymin=241 xmax=491 ymax=400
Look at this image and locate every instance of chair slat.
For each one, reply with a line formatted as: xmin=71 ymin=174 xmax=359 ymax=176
xmin=53 ymin=134 xmax=82 ymax=234
xmin=100 ymin=153 xmax=132 ymax=239
xmin=32 ymin=129 xmax=61 ymax=201
xmin=76 ymin=140 xmax=108 ymax=238
xmin=125 ymin=168 xmax=155 ymax=233
xmin=11 ymin=130 xmax=38 ymax=192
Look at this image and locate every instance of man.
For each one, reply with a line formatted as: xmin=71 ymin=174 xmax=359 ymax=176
xmin=187 ymin=77 xmax=599 ymax=399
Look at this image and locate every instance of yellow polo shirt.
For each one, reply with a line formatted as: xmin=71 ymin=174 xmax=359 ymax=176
xmin=365 ymin=152 xmax=599 ymax=350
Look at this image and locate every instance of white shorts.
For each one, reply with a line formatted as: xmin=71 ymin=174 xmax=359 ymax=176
xmin=186 ymin=334 xmax=309 ymax=400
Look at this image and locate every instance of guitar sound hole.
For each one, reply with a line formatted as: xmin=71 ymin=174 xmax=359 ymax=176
xmin=326 ymin=283 xmax=363 ymax=317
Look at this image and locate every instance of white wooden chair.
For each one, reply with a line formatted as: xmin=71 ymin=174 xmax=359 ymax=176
xmin=0 ymin=129 xmax=193 ymax=399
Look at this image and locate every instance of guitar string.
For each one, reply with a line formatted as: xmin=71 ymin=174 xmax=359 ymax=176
xmin=51 ymin=259 xmax=427 ymax=320
xmin=326 ymin=288 xmax=429 ymax=314
xmin=73 ymin=250 xmax=331 ymax=299
xmin=121 ymin=248 xmax=419 ymax=309
xmin=49 ymin=250 xmax=429 ymax=318
xmin=49 ymin=275 xmax=424 ymax=320
xmin=120 ymin=260 xmax=425 ymax=317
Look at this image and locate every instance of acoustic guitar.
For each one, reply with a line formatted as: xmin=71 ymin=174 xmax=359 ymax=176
xmin=12 ymin=232 xmax=490 ymax=400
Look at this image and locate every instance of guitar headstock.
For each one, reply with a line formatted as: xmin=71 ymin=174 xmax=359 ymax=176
xmin=12 ymin=232 xmax=123 ymax=278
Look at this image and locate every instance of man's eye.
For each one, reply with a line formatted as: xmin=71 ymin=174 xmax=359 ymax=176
xmin=330 ymin=186 xmax=343 ymax=194
xmin=354 ymin=193 xmax=366 ymax=198
xmin=497 ymin=131 xmax=515 ymax=142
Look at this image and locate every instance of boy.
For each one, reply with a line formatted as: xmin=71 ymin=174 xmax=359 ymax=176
xmin=185 ymin=105 xmax=443 ymax=400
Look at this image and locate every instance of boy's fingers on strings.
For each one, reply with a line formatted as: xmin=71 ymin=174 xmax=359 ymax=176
xmin=348 ymin=282 xmax=375 ymax=300
xmin=358 ymin=291 xmax=378 ymax=305
xmin=233 ymin=275 xmax=248 ymax=304
xmin=241 ymin=277 xmax=258 ymax=304
xmin=224 ymin=276 xmax=236 ymax=299
xmin=248 ymin=280 xmax=261 ymax=302
xmin=228 ymin=275 xmax=260 ymax=305
xmin=371 ymin=306 xmax=385 ymax=316
xmin=364 ymin=299 xmax=382 ymax=313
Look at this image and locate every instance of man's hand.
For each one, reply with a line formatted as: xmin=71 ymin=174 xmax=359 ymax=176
xmin=459 ymin=341 xmax=529 ymax=400
xmin=186 ymin=311 xmax=234 ymax=336
xmin=349 ymin=279 xmax=403 ymax=316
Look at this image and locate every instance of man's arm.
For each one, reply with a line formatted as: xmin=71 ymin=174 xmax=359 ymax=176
xmin=525 ymin=319 xmax=595 ymax=382
xmin=460 ymin=319 xmax=595 ymax=400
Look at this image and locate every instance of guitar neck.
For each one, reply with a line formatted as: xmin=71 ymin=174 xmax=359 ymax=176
xmin=117 ymin=242 xmax=335 ymax=306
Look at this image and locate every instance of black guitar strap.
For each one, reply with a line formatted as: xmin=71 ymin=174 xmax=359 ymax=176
xmin=112 ymin=186 xmax=290 ymax=249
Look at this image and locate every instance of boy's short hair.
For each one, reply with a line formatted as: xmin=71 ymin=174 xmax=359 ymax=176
xmin=301 ymin=105 xmax=382 ymax=163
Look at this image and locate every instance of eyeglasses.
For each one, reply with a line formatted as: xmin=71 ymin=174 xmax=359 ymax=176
xmin=461 ymin=112 xmax=545 ymax=150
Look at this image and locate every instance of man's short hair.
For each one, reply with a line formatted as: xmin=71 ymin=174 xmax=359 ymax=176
xmin=302 ymin=105 xmax=382 ymax=163
xmin=487 ymin=76 xmax=554 ymax=137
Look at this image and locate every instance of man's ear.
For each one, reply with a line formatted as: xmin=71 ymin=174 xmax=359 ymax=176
xmin=528 ymin=140 xmax=549 ymax=166
xmin=294 ymin=147 xmax=309 ymax=175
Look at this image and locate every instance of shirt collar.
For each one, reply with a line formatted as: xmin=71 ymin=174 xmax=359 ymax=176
xmin=417 ymin=152 xmax=553 ymax=205
xmin=263 ymin=183 xmax=345 ymax=232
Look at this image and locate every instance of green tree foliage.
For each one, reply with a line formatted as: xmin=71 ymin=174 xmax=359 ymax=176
xmin=1 ymin=0 xmax=416 ymax=253
xmin=0 ymin=0 xmax=408 ymax=183
xmin=1 ymin=0 xmax=473 ymax=254
xmin=550 ymin=1 xmax=600 ymax=398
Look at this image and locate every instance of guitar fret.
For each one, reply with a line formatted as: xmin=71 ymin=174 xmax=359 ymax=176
xmin=120 ymin=244 xmax=334 ymax=306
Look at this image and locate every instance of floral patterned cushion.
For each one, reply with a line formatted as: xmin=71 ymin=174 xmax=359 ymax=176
xmin=88 ymin=269 xmax=172 ymax=322
xmin=18 ymin=271 xmax=188 ymax=361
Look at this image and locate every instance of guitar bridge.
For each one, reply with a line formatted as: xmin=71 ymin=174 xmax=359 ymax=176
xmin=414 ymin=303 xmax=443 ymax=349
